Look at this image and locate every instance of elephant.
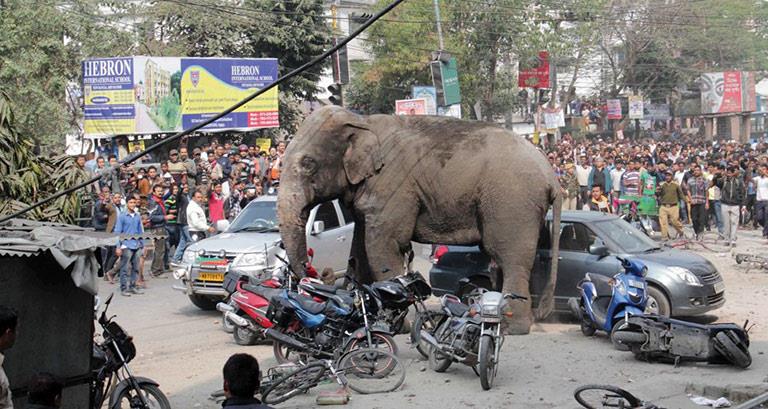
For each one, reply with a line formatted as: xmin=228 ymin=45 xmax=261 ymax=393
xmin=277 ymin=106 xmax=561 ymax=334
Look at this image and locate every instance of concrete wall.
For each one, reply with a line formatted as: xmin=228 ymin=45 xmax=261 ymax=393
xmin=0 ymin=254 xmax=93 ymax=409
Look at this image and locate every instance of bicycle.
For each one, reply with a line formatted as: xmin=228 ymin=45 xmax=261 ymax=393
xmin=260 ymin=347 xmax=405 ymax=405
xmin=574 ymin=385 xmax=663 ymax=409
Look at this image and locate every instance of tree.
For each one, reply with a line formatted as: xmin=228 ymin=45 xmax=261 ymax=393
xmin=0 ymin=92 xmax=88 ymax=223
xmin=0 ymin=0 xmax=136 ymax=149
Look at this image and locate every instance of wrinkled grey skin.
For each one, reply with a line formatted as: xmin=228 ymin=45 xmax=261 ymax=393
xmin=277 ymin=106 xmax=561 ymax=334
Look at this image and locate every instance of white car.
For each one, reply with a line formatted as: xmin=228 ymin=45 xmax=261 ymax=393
xmin=173 ymin=195 xmax=354 ymax=310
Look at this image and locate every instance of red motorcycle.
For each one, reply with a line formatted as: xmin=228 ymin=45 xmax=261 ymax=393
xmin=217 ymin=249 xmax=320 ymax=345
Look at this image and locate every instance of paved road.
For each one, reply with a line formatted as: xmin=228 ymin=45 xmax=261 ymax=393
xmin=101 ymin=236 xmax=768 ymax=408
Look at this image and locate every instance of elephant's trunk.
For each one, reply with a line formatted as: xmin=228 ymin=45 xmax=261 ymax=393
xmin=277 ymin=187 xmax=310 ymax=275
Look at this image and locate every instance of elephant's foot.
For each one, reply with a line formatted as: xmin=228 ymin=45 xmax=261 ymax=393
xmin=502 ymin=301 xmax=533 ymax=335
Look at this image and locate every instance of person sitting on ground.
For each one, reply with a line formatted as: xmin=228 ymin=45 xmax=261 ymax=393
xmin=221 ymin=353 xmax=272 ymax=409
xmin=26 ymin=373 xmax=63 ymax=409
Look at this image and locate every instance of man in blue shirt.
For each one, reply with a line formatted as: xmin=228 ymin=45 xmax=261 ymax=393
xmin=114 ymin=196 xmax=145 ymax=297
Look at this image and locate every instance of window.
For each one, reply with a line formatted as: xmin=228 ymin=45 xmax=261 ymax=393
xmin=559 ymin=222 xmax=598 ymax=252
xmin=315 ymin=202 xmax=340 ymax=230
xmin=340 ymin=204 xmax=354 ymax=225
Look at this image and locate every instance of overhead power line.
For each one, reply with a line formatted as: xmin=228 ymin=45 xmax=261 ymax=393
xmin=0 ymin=0 xmax=407 ymax=224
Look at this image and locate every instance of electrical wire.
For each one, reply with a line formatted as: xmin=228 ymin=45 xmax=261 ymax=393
xmin=0 ymin=0 xmax=407 ymax=224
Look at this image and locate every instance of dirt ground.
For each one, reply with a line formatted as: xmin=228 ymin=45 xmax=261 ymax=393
xmin=99 ymin=230 xmax=768 ymax=408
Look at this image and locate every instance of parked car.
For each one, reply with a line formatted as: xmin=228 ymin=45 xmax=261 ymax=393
xmin=429 ymin=211 xmax=725 ymax=317
xmin=173 ymin=196 xmax=354 ymax=310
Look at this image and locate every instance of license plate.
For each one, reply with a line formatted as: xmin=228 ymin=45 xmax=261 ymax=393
xmin=628 ymin=279 xmax=645 ymax=288
xmin=199 ymin=272 xmax=224 ymax=282
xmin=714 ymin=281 xmax=725 ymax=294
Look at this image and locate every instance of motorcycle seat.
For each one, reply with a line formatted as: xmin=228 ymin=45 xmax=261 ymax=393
xmin=243 ymin=284 xmax=283 ymax=301
xmin=446 ymin=301 xmax=470 ymax=317
xmin=586 ymin=273 xmax=613 ymax=297
xmin=286 ymin=291 xmax=327 ymax=314
xmin=301 ymin=282 xmax=340 ymax=294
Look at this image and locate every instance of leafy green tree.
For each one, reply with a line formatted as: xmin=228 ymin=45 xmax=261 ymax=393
xmin=0 ymin=0 xmax=135 ymax=149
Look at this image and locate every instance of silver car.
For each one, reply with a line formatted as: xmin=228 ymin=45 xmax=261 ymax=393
xmin=173 ymin=195 xmax=354 ymax=310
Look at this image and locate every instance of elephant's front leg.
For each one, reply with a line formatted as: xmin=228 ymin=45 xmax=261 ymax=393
xmin=363 ymin=220 xmax=412 ymax=280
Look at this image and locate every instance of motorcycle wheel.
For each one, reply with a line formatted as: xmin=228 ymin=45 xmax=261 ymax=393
xmin=611 ymin=330 xmax=646 ymax=349
xmin=428 ymin=344 xmax=452 ymax=372
xmin=111 ymin=383 xmax=171 ymax=409
xmin=233 ymin=318 xmax=260 ymax=346
xmin=222 ymin=314 xmax=235 ymax=334
xmin=273 ymin=328 xmax=311 ymax=364
xmin=580 ymin=318 xmax=596 ymax=337
xmin=411 ymin=311 xmax=446 ymax=359
xmin=610 ymin=320 xmax=634 ymax=351
xmin=346 ymin=332 xmax=399 ymax=357
xmin=478 ymin=335 xmax=496 ymax=390
xmin=713 ymin=330 xmax=752 ymax=369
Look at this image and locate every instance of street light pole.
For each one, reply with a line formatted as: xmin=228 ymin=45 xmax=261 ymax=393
xmin=433 ymin=0 xmax=445 ymax=50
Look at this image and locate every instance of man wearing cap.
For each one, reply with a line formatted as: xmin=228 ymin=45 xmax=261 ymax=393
xmin=167 ymin=149 xmax=186 ymax=186
xmin=656 ymin=171 xmax=685 ymax=240
xmin=559 ymin=163 xmax=580 ymax=211
xmin=179 ymin=147 xmax=197 ymax=190
xmin=715 ymin=166 xmax=746 ymax=246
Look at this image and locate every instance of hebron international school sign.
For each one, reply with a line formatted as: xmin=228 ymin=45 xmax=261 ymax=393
xmin=82 ymin=56 xmax=279 ymax=137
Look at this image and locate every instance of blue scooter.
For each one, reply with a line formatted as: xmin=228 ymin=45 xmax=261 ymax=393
xmin=568 ymin=256 xmax=648 ymax=350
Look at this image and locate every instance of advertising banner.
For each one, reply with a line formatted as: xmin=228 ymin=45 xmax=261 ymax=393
xmin=700 ymin=71 xmax=757 ymax=114
xmin=437 ymin=104 xmax=461 ymax=118
xmin=83 ymin=56 xmax=279 ymax=137
xmin=395 ymin=98 xmax=427 ymax=115
xmin=644 ymin=103 xmax=670 ymax=120
xmin=518 ymin=51 xmax=550 ymax=89
xmin=541 ymin=106 xmax=565 ymax=130
xmin=412 ymin=86 xmax=437 ymax=115
xmin=606 ymin=99 xmax=622 ymax=119
xmin=255 ymin=138 xmax=272 ymax=151
xmin=431 ymin=57 xmax=461 ymax=106
xmin=628 ymin=96 xmax=644 ymax=119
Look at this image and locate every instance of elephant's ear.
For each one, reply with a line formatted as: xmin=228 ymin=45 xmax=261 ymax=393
xmin=343 ymin=123 xmax=384 ymax=185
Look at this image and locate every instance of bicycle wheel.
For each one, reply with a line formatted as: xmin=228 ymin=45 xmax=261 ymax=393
xmin=574 ymin=385 xmax=643 ymax=409
xmin=338 ymin=348 xmax=405 ymax=395
xmin=261 ymin=362 xmax=327 ymax=405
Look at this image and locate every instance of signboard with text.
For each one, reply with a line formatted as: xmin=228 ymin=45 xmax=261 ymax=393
xmin=700 ymin=71 xmax=757 ymax=114
xmin=518 ymin=51 xmax=550 ymax=88
xmin=606 ymin=99 xmax=622 ymax=119
xmin=395 ymin=98 xmax=427 ymax=115
xmin=412 ymin=86 xmax=437 ymax=115
xmin=628 ymin=96 xmax=644 ymax=119
xmin=83 ymin=56 xmax=279 ymax=137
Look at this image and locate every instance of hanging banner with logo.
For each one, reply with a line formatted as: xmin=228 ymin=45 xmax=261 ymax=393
xmin=395 ymin=98 xmax=427 ymax=115
xmin=628 ymin=96 xmax=644 ymax=119
xmin=83 ymin=56 xmax=279 ymax=138
xmin=412 ymin=86 xmax=437 ymax=115
xmin=606 ymin=99 xmax=622 ymax=119
xmin=518 ymin=51 xmax=550 ymax=89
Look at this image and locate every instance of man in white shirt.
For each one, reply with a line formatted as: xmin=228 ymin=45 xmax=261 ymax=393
xmin=187 ymin=188 xmax=215 ymax=242
xmin=575 ymin=155 xmax=592 ymax=208
xmin=755 ymin=164 xmax=768 ymax=239
xmin=0 ymin=306 xmax=18 ymax=409
xmin=610 ymin=160 xmax=625 ymax=211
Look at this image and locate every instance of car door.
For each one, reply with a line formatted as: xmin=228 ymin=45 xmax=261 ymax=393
xmin=306 ymin=201 xmax=346 ymax=273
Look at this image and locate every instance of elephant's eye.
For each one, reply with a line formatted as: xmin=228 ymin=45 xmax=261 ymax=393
xmin=300 ymin=156 xmax=318 ymax=175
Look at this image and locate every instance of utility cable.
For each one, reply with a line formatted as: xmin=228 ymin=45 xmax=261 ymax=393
xmin=0 ymin=0 xmax=406 ymax=224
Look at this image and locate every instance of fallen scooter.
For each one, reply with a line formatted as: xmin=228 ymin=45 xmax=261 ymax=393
xmin=568 ymin=255 xmax=648 ymax=350
xmin=612 ymin=315 xmax=752 ymax=368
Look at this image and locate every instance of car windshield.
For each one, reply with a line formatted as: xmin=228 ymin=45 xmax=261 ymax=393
xmin=227 ymin=201 xmax=279 ymax=233
xmin=591 ymin=218 xmax=661 ymax=254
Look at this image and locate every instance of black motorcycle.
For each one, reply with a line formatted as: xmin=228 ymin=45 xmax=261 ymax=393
xmin=92 ymin=294 xmax=171 ymax=409
xmin=613 ymin=314 xmax=752 ymax=368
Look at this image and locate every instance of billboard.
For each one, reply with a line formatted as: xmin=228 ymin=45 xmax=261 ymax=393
xmin=431 ymin=57 xmax=461 ymax=106
xmin=644 ymin=103 xmax=670 ymax=120
xmin=83 ymin=56 xmax=279 ymax=137
xmin=700 ymin=71 xmax=757 ymax=114
xmin=606 ymin=99 xmax=622 ymax=119
xmin=628 ymin=96 xmax=644 ymax=119
xmin=395 ymin=98 xmax=427 ymax=115
xmin=412 ymin=86 xmax=437 ymax=115
xmin=518 ymin=51 xmax=550 ymax=89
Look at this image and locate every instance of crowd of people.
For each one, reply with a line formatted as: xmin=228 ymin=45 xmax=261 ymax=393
xmin=74 ymin=140 xmax=287 ymax=297
xmin=546 ymin=133 xmax=768 ymax=246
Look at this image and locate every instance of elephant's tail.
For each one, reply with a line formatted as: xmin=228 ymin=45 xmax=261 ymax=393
xmin=535 ymin=186 xmax=561 ymax=320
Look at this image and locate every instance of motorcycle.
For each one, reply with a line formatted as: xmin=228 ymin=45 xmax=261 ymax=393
xmin=612 ymin=315 xmax=752 ymax=368
xmin=420 ymin=289 xmax=526 ymax=390
xmin=617 ymin=199 xmax=657 ymax=237
xmin=216 ymin=248 xmax=319 ymax=345
xmin=568 ymin=256 xmax=648 ymax=350
xmin=92 ymin=294 xmax=171 ymax=409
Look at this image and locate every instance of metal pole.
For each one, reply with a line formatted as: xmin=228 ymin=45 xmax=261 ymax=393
xmin=433 ymin=0 xmax=445 ymax=50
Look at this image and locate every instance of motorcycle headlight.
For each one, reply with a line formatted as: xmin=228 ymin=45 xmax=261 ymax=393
xmin=232 ymin=252 xmax=267 ymax=268
xmin=481 ymin=304 xmax=500 ymax=316
xmin=182 ymin=249 xmax=196 ymax=265
xmin=669 ymin=267 xmax=702 ymax=287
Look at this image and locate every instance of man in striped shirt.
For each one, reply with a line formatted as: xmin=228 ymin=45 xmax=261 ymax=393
xmin=686 ymin=166 xmax=709 ymax=240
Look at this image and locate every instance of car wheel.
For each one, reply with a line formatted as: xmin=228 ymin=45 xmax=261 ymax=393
xmin=644 ymin=286 xmax=670 ymax=317
xmin=189 ymin=294 xmax=218 ymax=310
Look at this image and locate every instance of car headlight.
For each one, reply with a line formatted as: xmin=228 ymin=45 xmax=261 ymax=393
xmin=232 ymin=252 xmax=267 ymax=268
xmin=669 ymin=267 xmax=702 ymax=287
xmin=182 ymin=249 xmax=196 ymax=265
